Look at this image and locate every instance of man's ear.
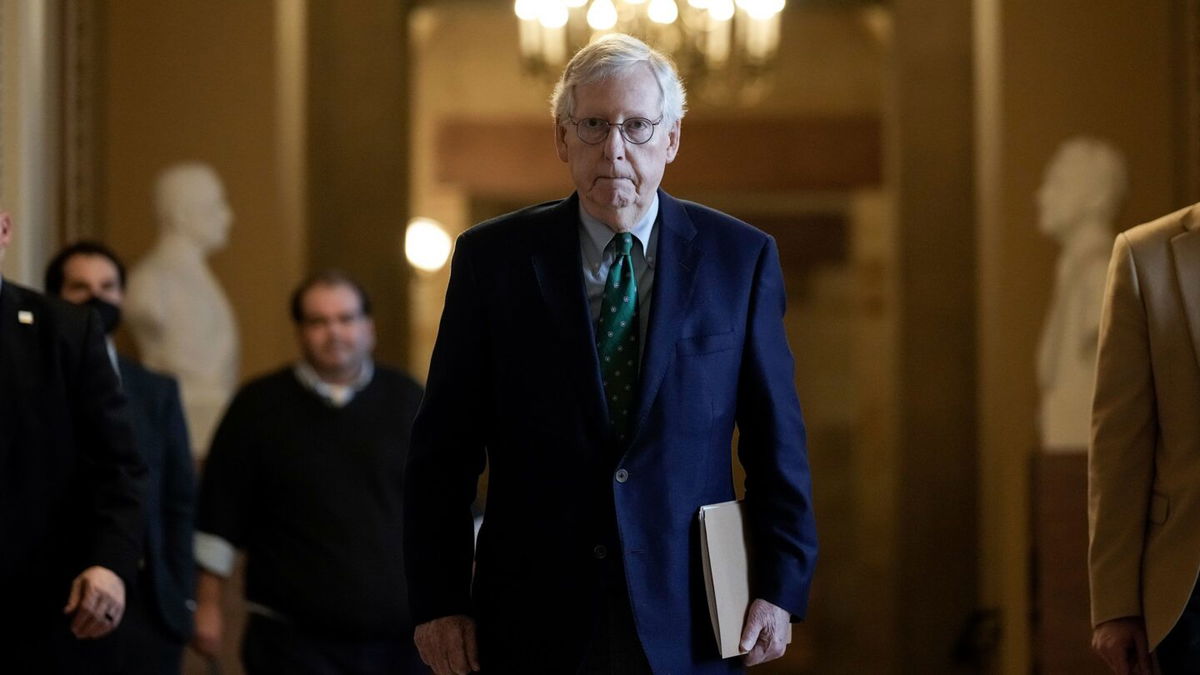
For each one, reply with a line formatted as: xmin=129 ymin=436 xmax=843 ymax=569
xmin=664 ymin=119 xmax=682 ymax=164
xmin=0 ymin=212 xmax=13 ymax=250
xmin=555 ymin=120 xmax=570 ymax=163
xmin=364 ymin=317 xmax=377 ymax=351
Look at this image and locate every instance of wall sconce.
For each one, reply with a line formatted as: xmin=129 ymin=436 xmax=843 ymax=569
xmin=405 ymin=217 xmax=452 ymax=273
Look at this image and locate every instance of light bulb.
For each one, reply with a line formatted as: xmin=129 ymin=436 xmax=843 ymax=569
xmin=405 ymin=218 xmax=453 ymax=273
xmin=539 ymin=0 xmax=570 ymax=28
xmin=709 ymin=0 xmax=734 ymax=21
xmin=514 ymin=0 xmax=540 ymax=20
xmin=587 ymin=0 xmax=618 ymax=29
xmin=648 ymin=0 xmax=679 ymax=24
xmin=736 ymin=0 xmax=784 ymax=19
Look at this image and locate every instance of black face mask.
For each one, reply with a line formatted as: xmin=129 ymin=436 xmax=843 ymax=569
xmin=83 ymin=296 xmax=122 ymax=335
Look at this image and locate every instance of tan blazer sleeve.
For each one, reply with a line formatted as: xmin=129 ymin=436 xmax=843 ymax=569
xmin=1088 ymin=232 xmax=1159 ymax=627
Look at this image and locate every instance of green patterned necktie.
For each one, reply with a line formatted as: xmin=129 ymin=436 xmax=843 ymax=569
xmin=597 ymin=232 xmax=640 ymax=446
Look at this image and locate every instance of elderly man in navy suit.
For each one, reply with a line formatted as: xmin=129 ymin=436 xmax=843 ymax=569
xmin=405 ymin=34 xmax=818 ymax=675
xmin=45 ymin=241 xmax=196 ymax=674
xmin=0 ymin=212 xmax=145 ymax=673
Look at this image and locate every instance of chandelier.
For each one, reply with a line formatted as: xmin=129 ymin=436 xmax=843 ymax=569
xmin=513 ymin=0 xmax=787 ymax=105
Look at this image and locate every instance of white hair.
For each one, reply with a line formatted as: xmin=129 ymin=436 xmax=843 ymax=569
xmin=550 ymin=33 xmax=687 ymax=125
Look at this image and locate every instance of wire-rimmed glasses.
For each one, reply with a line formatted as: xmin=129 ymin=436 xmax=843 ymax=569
xmin=567 ymin=116 xmax=663 ymax=145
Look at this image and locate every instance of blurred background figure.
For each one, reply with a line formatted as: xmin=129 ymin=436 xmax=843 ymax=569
xmin=1035 ymin=137 xmax=1128 ymax=451
xmin=0 ymin=211 xmax=145 ymax=673
xmin=45 ymin=241 xmax=196 ymax=675
xmin=126 ymin=162 xmax=239 ymax=461
xmin=192 ymin=270 xmax=427 ymax=674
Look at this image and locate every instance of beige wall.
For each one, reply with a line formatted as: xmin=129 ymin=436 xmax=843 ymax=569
xmin=888 ymin=1 xmax=979 ymax=672
xmin=975 ymin=0 xmax=1183 ymax=672
xmin=101 ymin=0 xmax=304 ymax=380
xmin=305 ymin=0 xmax=412 ymax=369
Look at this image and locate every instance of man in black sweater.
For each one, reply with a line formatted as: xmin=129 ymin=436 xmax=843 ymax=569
xmin=192 ymin=270 xmax=426 ymax=674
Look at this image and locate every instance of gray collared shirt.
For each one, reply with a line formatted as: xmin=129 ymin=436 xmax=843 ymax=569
xmin=579 ymin=196 xmax=659 ymax=358
xmin=292 ymin=359 xmax=375 ymax=408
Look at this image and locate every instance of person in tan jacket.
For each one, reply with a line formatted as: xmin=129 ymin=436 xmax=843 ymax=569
xmin=1090 ymin=202 xmax=1200 ymax=675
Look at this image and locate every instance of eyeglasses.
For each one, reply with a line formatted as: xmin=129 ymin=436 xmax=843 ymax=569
xmin=567 ymin=116 xmax=663 ymax=145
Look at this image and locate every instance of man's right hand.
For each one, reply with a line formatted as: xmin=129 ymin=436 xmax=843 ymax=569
xmin=1092 ymin=617 xmax=1153 ymax=675
xmin=191 ymin=598 xmax=223 ymax=658
xmin=414 ymin=615 xmax=480 ymax=675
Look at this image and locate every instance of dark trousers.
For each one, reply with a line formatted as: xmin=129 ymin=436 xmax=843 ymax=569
xmin=1159 ymin=583 xmax=1200 ymax=674
xmin=108 ymin=573 xmax=186 ymax=675
xmin=242 ymin=614 xmax=428 ymax=675
xmin=577 ymin=561 xmax=654 ymax=675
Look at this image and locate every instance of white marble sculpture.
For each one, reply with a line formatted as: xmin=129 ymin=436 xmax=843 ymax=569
xmin=1036 ymin=137 xmax=1127 ymax=451
xmin=126 ymin=162 xmax=239 ymax=460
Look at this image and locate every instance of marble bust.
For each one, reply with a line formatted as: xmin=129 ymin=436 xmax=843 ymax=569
xmin=125 ymin=162 xmax=239 ymax=460
xmin=1036 ymin=137 xmax=1127 ymax=451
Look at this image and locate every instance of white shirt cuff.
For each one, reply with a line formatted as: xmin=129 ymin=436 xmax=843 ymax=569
xmin=194 ymin=531 xmax=236 ymax=577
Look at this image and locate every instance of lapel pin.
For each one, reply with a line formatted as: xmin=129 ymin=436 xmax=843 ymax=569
xmin=17 ymin=310 xmax=33 ymax=325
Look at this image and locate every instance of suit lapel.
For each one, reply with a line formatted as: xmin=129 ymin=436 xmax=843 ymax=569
xmin=530 ymin=196 xmax=610 ymax=443
xmin=629 ymin=192 xmax=700 ymax=448
xmin=0 ymin=282 xmax=12 ymax=464
xmin=0 ymin=282 xmax=37 ymax=466
xmin=1170 ymin=207 xmax=1200 ymax=374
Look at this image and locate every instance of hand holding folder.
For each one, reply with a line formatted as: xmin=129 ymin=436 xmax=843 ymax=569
xmin=698 ymin=500 xmax=793 ymax=660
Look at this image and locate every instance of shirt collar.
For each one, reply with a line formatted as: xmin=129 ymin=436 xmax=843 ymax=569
xmin=579 ymin=193 xmax=659 ymax=264
xmin=105 ymin=337 xmax=121 ymax=384
xmin=292 ymin=358 xmax=374 ymax=407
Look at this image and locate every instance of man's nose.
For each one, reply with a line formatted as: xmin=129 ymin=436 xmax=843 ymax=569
xmin=602 ymin=125 xmax=626 ymax=159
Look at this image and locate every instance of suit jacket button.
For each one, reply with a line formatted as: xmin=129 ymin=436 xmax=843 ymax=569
xmin=593 ymin=545 xmax=608 ymax=559
xmin=615 ymin=469 xmax=629 ymax=483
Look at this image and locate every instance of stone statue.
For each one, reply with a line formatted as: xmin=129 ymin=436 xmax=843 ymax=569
xmin=125 ymin=162 xmax=239 ymax=460
xmin=1036 ymin=137 xmax=1128 ymax=451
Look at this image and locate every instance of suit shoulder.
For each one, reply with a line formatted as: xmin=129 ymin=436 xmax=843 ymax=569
xmin=3 ymin=283 xmax=104 ymax=359
xmin=1121 ymin=203 xmax=1198 ymax=250
xmin=118 ymin=357 xmax=176 ymax=389
xmin=458 ymin=198 xmax=569 ymax=248
xmin=5 ymin=281 xmax=89 ymax=329
xmin=230 ymin=367 xmax=296 ymax=405
xmin=680 ymin=199 xmax=768 ymax=236
xmin=673 ymin=198 xmax=773 ymax=253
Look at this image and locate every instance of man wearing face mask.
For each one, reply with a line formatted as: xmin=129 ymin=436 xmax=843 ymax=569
xmin=0 ymin=215 xmax=145 ymax=672
xmin=44 ymin=241 xmax=196 ymax=674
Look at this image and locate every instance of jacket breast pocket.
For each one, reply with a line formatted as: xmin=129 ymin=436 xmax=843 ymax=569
xmin=676 ymin=330 xmax=739 ymax=356
xmin=1149 ymin=492 xmax=1169 ymax=525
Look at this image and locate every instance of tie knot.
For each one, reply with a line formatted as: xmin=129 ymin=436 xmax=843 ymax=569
xmin=613 ymin=232 xmax=634 ymax=256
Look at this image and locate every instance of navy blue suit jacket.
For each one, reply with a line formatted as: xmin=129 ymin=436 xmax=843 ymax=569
xmin=405 ymin=192 xmax=817 ymax=674
xmin=117 ymin=357 xmax=195 ymax=640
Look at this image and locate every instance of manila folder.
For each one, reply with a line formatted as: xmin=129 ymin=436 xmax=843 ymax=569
xmin=698 ymin=500 xmax=792 ymax=659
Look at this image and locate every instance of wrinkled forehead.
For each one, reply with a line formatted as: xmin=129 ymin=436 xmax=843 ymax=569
xmin=572 ymin=65 xmax=665 ymax=117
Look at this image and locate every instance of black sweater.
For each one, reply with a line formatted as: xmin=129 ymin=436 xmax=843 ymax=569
xmin=197 ymin=365 xmax=423 ymax=640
